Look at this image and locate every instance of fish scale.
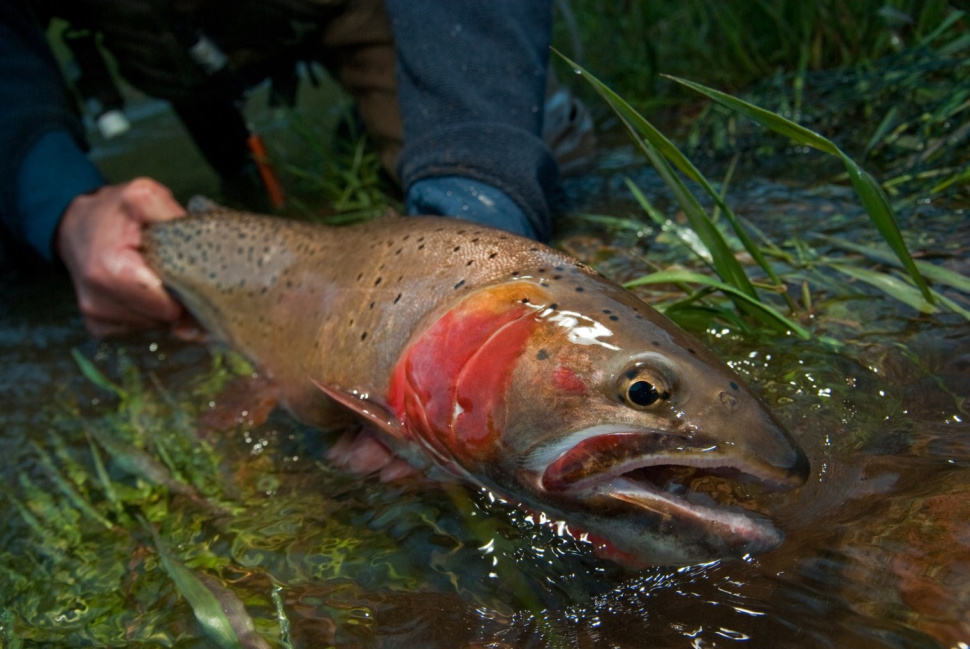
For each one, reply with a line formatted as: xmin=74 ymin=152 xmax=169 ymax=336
xmin=144 ymin=206 xmax=809 ymax=565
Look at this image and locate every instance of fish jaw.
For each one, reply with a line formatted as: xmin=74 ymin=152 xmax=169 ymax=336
xmin=519 ymin=423 xmax=801 ymax=564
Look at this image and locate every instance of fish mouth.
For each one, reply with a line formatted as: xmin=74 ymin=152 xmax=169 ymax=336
xmin=529 ymin=425 xmax=808 ymax=560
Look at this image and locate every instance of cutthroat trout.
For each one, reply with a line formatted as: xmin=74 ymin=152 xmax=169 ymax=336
xmin=143 ymin=206 xmax=809 ymax=565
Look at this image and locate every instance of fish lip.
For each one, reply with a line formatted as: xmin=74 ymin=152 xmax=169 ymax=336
xmin=527 ymin=425 xmax=797 ymax=553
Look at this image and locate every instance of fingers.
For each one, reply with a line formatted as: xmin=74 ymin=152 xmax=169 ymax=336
xmin=57 ymin=179 xmax=188 ymax=337
xmin=120 ymin=177 xmax=185 ymax=225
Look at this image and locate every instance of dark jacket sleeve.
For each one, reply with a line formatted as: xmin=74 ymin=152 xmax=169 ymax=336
xmin=384 ymin=0 xmax=558 ymax=240
xmin=0 ymin=1 xmax=104 ymax=261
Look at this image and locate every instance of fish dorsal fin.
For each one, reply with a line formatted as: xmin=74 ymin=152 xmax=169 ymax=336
xmin=309 ymin=377 xmax=405 ymax=440
xmin=186 ymin=195 xmax=222 ymax=214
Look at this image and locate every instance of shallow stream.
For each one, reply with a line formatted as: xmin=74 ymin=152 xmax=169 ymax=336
xmin=1 ymin=86 xmax=968 ymax=648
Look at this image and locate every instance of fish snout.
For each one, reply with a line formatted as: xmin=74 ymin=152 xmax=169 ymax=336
xmin=708 ymin=386 xmax=809 ymax=490
xmin=744 ymin=408 xmax=810 ymax=492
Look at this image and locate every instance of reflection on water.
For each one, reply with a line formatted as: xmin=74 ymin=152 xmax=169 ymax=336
xmin=1 ymin=102 xmax=968 ymax=647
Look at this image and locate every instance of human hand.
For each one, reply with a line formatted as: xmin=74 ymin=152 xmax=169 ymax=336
xmin=55 ymin=178 xmax=187 ymax=337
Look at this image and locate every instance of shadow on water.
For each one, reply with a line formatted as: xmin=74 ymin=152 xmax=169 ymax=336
xmin=1 ymin=90 xmax=969 ymax=648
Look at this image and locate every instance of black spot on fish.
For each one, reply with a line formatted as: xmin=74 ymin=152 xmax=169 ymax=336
xmin=454 ymin=280 xmax=466 ymax=290
xmin=375 ymin=277 xmax=382 ymax=287
xmin=603 ymin=309 xmax=612 ymax=314
xmin=688 ymin=348 xmax=697 ymax=355
xmin=394 ymin=293 xmax=402 ymax=304
xmin=471 ymin=237 xmax=480 ymax=243
xmin=286 ymin=280 xmax=293 ymax=288
xmin=357 ymin=272 xmax=363 ymax=281
xmin=453 ymin=246 xmax=461 ymax=252
xmin=536 ymin=349 xmax=550 ymax=360
xmin=489 ymin=252 xmax=498 ymax=259
xmin=652 ymin=341 xmax=660 ymax=347
xmin=396 ymin=248 xmax=403 ymax=255
xmin=553 ymin=275 xmax=562 ymax=280
xmin=361 ymin=332 xmax=368 ymax=341
xmin=512 ymin=271 xmax=520 ymax=277
xmin=530 ymin=247 xmax=539 ymax=252
xmin=538 ymin=267 xmax=546 ymax=273
xmin=466 ymin=260 xmax=474 ymax=266
xmin=575 ymin=286 xmax=584 ymax=292
xmin=730 ymin=381 xmax=739 ymax=391
xmin=609 ymin=315 xmax=619 ymax=322
xmin=521 ymin=297 xmax=531 ymax=304
xmin=549 ymin=303 xmax=559 ymax=310
xmin=418 ymin=244 xmax=425 ymax=250
xmin=369 ymin=301 xmax=375 ymax=310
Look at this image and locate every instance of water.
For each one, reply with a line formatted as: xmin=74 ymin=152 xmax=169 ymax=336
xmin=1 ymin=96 xmax=968 ymax=648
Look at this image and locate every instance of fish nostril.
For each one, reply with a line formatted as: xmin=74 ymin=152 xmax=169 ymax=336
xmin=718 ymin=390 xmax=739 ymax=410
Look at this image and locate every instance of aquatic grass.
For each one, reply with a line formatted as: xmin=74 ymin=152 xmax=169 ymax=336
xmin=5 ymin=343 xmax=463 ymax=646
xmin=558 ymin=51 xmax=970 ymax=334
xmin=140 ymin=515 xmax=269 ymax=649
xmin=557 ymin=55 xmax=773 ymax=297
xmin=665 ymin=74 xmax=934 ymax=302
xmin=284 ymin=106 xmax=399 ymax=225
xmin=624 ymin=269 xmax=813 ymax=340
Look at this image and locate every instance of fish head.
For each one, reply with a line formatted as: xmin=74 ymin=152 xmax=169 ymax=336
xmin=390 ymin=276 xmax=809 ymax=565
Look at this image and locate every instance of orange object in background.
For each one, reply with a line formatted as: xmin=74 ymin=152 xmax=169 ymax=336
xmin=247 ymin=132 xmax=285 ymax=208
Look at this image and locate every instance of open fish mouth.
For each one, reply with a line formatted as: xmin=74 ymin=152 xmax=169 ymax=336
xmin=530 ymin=425 xmax=806 ymax=555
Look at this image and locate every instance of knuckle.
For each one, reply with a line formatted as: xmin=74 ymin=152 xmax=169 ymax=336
xmin=124 ymin=177 xmax=170 ymax=204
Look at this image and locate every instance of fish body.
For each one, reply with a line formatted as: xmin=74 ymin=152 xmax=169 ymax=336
xmin=144 ymin=208 xmax=808 ymax=565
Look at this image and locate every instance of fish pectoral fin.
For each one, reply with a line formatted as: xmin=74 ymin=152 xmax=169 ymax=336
xmin=308 ymin=377 xmax=405 ymax=439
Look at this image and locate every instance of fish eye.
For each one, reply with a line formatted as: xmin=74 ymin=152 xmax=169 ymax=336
xmin=627 ymin=380 xmax=660 ymax=407
xmin=614 ymin=357 xmax=675 ymax=410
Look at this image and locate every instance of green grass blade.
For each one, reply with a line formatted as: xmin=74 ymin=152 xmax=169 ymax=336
xmin=140 ymin=517 xmax=247 ymax=649
xmin=931 ymin=290 xmax=970 ymax=320
xmin=830 ymin=264 xmax=936 ymax=314
xmin=818 ymin=235 xmax=970 ymax=294
xmin=623 ymin=177 xmax=715 ymax=265
xmin=30 ymin=442 xmax=114 ymax=530
xmin=71 ymin=349 xmax=126 ymax=399
xmin=917 ymin=9 xmax=966 ymax=47
xmin=624 ymin=269 xmax=812 ymax=339
xmin=631 ymin=134 xmax=759 ymax=300
xmin=556 ymin=51 xmax=782 ymax=288
xmin=663 ymin=74 xmax=934 ymax=303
